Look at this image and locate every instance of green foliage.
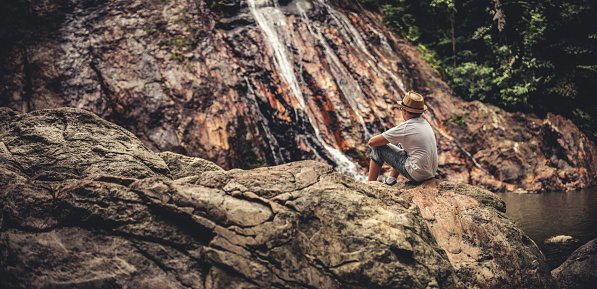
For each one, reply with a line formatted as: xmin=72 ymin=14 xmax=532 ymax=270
xmin=430 ymin=0 xmax=454 ymax=9
xmin=416 ymin=44 xmax=443 ymax=75
xmin=445 ymin=114 xmax=466 ymax=126
xmin=445 ymin=61 xmax=493 ymax=102
xmin=170 ymin=36 xmax=198 ymax=51
xmin=381 ymin=5 xmax=421 ymax=42
xmin=364 ymin=0 xmax=597 ymax=144
xmin=169 ymin=52 xmax=186 ymax=62
xmin=572 ymin=108 xmax=597 ymax=141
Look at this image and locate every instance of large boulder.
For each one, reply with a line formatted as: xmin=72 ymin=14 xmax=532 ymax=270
xmin=384 ymin=180 xmax=554 ymax=288
xmin=1 ymin=108 xmax=554 ymax=288
xmin=158 ymin=151 xmax=224 ymax=179
xmin=552 ymin=238 xmax=597 ymax=289
xmin=0 ymin=107 xmax=171 ymax=231
xmin=0 ymin=106 xmax=171 ymax=182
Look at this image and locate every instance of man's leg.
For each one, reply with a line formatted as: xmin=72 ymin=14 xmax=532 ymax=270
xmin=381 ymin=167 xmax=400 ymax=185
xmin=368 ymin=159 xmax=383 ymax=181
xmin=369 ymin=143 xmax=415 ymax=182
xmin=369 ymin=144 xmax=398 ymax=181
xmin=389 ymin=167 xmax=399 ymax=178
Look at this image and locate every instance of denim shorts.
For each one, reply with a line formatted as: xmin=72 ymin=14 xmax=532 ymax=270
xmin=370 ymin=143 xmax=415 ymax=182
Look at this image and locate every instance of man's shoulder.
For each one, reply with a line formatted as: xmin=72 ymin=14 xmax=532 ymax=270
xmin=402 ymin=117 xmax=429 ymax=128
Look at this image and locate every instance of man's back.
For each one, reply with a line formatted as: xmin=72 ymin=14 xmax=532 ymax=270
xmin=382 ymin=117 xmax=438 ymax=181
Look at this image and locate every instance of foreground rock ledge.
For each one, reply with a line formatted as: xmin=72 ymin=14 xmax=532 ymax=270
xmin=1 ymin=108 xmax=553 ymax=288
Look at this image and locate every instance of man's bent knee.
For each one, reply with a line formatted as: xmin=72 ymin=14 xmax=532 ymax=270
xmin=369 ymin=146 xmax=385 ymax=167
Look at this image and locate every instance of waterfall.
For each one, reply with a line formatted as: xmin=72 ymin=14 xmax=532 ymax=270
xmin=297 ymin=3 xmax=372 ymax=140
xmin=324 ymin=145 xmax=364 ymax=180
xmin=312 ymin=125 xmax=367 ymax=181
xmin=247 ymin=0 xmax=305 ymax=108
xmin=316 ymin=0 xmax=407 ymax=96
xmin=372 ymin=28 xmax=396 ymax=57
xmin=246 ymin=0 xmax=366 ymax=181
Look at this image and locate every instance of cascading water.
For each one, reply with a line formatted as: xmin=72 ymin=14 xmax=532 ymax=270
xmin=247 ymin=0 xmax=305 ymax=108
xmin=372 ymin=28 xmax=397 ymax=58
xmin=317 ymin=0 xmax=407 ymax=95
xmin=297 ymin=4 xmax=372 ymax=140
xmin=247 ymin=0 xmax=367 ymax=180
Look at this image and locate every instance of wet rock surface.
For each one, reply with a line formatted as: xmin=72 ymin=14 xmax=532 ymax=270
xmin=1 ymin=0 xmax=595 ymax=190
xmin=552 ymin=238 xmax=597 ymax=289
xmin=0 ymin=108 xmax=555 ymax=288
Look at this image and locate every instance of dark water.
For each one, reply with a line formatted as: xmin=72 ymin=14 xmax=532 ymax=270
xmin=495 ymin=188 xmax=597 ymax=270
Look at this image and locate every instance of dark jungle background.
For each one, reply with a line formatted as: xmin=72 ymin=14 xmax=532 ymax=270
xmin=361 ymin=0 xmax=597 ymax=144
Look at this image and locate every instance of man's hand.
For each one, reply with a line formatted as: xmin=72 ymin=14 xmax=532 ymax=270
xmin=368 ymin=134 xmax=389 ymax=147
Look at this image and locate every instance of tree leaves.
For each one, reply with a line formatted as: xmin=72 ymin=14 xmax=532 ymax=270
xmin=367 ymin=0 xmax=597 ymax=143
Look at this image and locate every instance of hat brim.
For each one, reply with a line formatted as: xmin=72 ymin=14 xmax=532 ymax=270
xmin=399 ymin=102 xmax=427 ymax=113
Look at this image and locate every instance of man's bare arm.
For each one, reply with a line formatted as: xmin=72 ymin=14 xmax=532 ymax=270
xmin=368 ymin=134 xmax=389 ymax=147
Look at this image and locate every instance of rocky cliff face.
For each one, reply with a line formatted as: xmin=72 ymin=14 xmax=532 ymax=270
xmin=1 ymin=0 xmax=595 ymax=191
xmin=1 ymin=107 xmax=555 ymax=288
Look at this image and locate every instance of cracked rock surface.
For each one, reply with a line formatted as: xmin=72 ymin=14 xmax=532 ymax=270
xmin=1 ymin=108 xmax=553 ymax=288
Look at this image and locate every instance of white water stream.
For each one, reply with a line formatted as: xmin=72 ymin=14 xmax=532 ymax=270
xmin=246 ymin=0 xmax=413 ymax=181
xmin=297 ymin=4 xmax=372 ymax=140
xmin=248 ymin=0 xmax=305 ymax=108
xmin=317 ymin=0 xmax=407 ymax=95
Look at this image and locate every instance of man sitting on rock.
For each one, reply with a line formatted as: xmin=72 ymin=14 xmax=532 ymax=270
xmin=367 ymin=91 xmax=438 ymax=185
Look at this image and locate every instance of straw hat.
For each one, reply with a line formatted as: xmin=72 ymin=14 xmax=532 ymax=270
xmin=399 ymin=91 xmax=427 ymax=113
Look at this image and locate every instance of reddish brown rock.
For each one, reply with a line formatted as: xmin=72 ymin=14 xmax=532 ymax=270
xmin=0 ymin=0 xmax=595 ymax=191
xmin=378 ymin=179 xmax=554 ymax=288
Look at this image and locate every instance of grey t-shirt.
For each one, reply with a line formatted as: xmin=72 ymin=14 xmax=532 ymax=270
xmin=382 ymin=117 xmax=438 ymax=181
